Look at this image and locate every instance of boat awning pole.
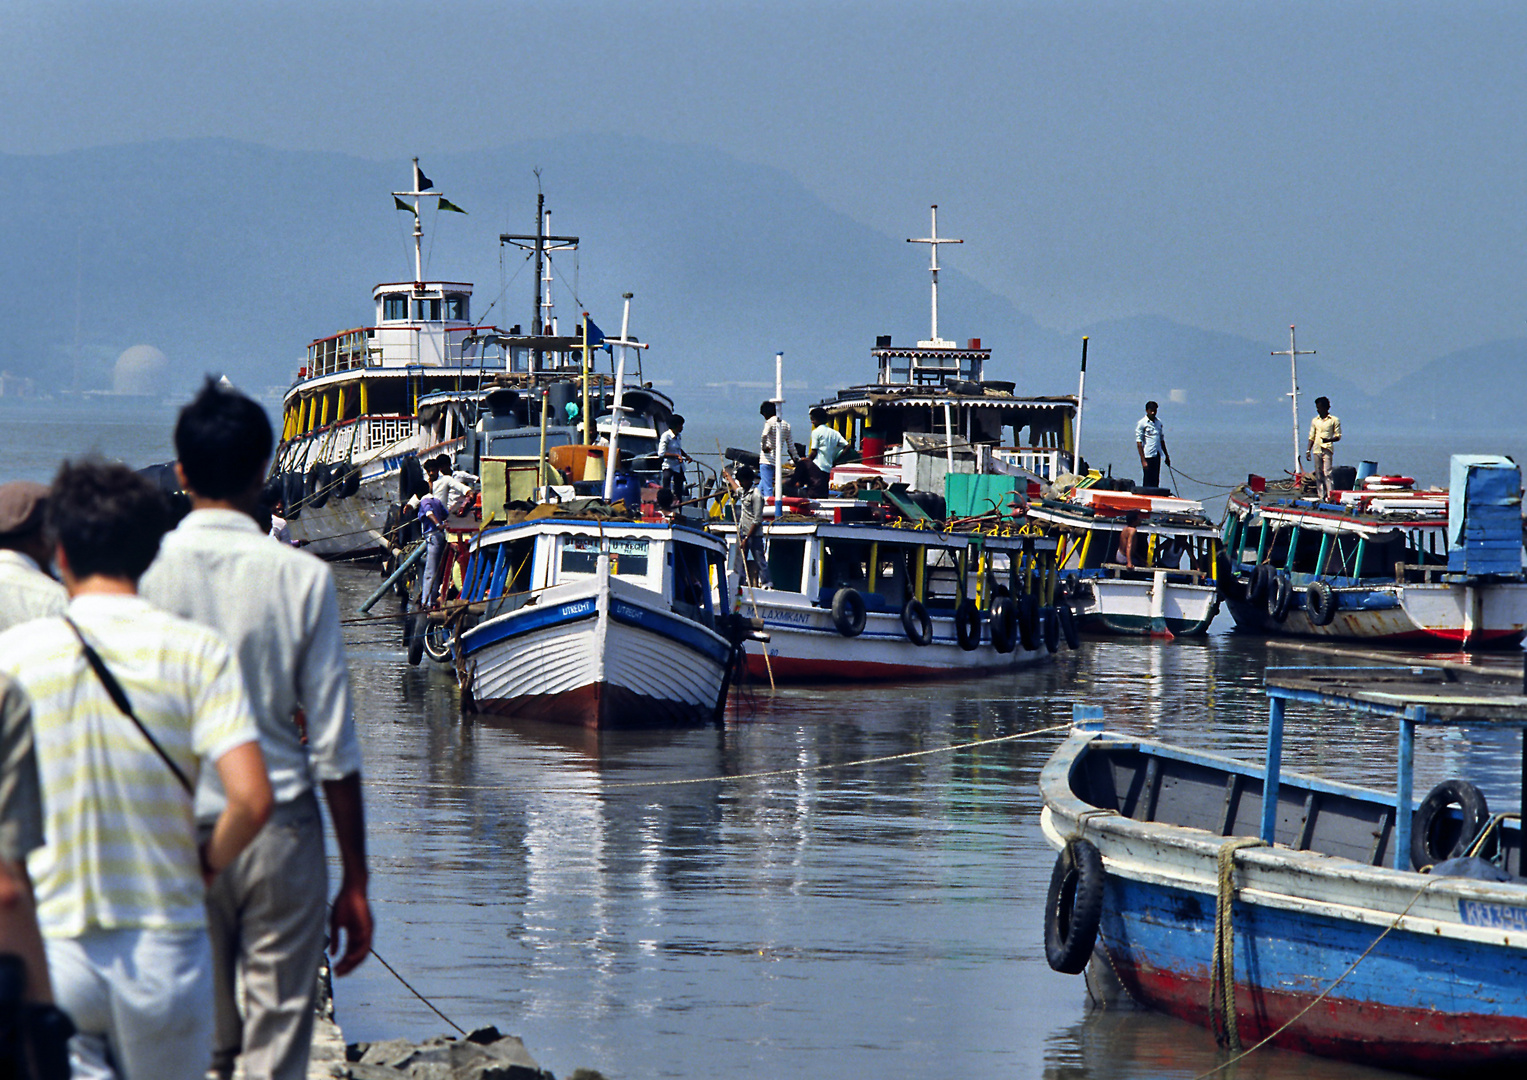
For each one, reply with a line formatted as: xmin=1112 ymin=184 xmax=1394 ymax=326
xmin=1074 ymin=336 xmax=1088 ymax=473
xmin=603 ymin=294 xmax=633 ymax=503
xmin=581 ymin=315 xmax=593 ymax=444
xmin=774 ymin=351 xmax=784 ymax=519
xmin=1395 ymin=707 xmax=1420 ymax=870
xmin=1260 ymin=695 xmax=1286 ymax=844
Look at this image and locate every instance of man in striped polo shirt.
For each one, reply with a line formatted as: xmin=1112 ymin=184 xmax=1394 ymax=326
xmin=0 ymin=460 xmax=273 ymax=1080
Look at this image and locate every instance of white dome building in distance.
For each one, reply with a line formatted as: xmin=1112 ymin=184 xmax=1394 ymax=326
xmin=112 ymin=344 xmax=169 ymax=396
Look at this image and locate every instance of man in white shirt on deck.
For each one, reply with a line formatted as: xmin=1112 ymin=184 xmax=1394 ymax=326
xmin=758 ymin=401 xmax=791 ymax=500
xmin=140 ymin=379 xmax=372 ymax=1080
xmin=0 ymin=481 xmax=67 ymax=633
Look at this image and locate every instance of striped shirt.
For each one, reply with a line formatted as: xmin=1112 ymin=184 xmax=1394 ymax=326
xmin=0 ymin=550 xmax=68 ymax=634
xmin=0 ymin=594 xmax=258 ymax=937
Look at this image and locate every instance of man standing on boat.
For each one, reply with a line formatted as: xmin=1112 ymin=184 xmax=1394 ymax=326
xmin=758 ymin=401 xmax=790 ymax=500
xmin=658 ymin=414 xmax=692 ymax=501
xmin=801 ymin=407 xmax=848 ymax=498
xmin=1305 ymin=396 xmax=1341 ymax=501
xmin=0 ymin=481 xmax=67 ymax=632
xmin=1135 ymin=401 xmax=1170 ymax=490
xmin=724 ymin=464 xmax=771 ymax=588
xmin=140 ymin=381 xmax=372 ymax=1080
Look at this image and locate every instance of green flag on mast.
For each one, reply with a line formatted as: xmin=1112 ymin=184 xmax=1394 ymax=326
xmin=438 ymin=197 xmax=468 ymax=215
xmin=393 ymin=195 xmax=416 ymax=215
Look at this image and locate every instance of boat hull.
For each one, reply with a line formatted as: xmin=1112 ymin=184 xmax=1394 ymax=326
xmin=737 ymin=588 xmax=1049 ymax=680
xmin=461 ymin=581 xmax=731 ymax=729
xmin=1071 ymin=574 xmax=1219 ymax=638
xmin=1040 ymin=730 xmax=1527 ymax=1076
xmin=1227 ymin=580 xmax=1527 ymax=649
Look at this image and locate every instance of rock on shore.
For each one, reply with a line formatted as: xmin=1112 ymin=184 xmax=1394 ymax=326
xmin=338 ymin=1026 xmax=605 ymax=1080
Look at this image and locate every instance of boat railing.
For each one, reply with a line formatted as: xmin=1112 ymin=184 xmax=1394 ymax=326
xmin=993 ymin=446 xmax=1062 ymax=480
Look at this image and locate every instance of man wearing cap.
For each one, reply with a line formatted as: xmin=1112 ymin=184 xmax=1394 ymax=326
xmin=0 ymin=481 xmax=68 ymax=633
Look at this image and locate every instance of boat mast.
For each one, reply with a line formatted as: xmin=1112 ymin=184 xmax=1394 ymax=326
xmin=500 ymin=179 xmax=579 ymax=372
xmin=1271 ymin=325 xmax=1316 ymax=479
xmin=907 ymin=204 xmax=962 ymax=348
xmin=393 ymin=158 xmax=440 ymax=284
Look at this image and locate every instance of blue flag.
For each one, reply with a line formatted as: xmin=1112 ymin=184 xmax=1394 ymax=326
xmin=583 ymin=314 xmax=605 ymax=349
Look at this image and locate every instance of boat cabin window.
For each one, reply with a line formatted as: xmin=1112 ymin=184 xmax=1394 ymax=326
xmin=443 ymin=293 xmax=468 ymax=321
xmin=820 ymin=538 xmax=908 ymax=611
xmin=767 ymin=538 xmax=807 ymax=593
xmin=382 ymin=294 xmax=408 ymax=321
xmin=413 ymin=298 xmax=442 ymax=322
xmin=671 ymin=541 xmax=722 ymax=626
xmin=559 ymin=536 xmax=651 ymax=580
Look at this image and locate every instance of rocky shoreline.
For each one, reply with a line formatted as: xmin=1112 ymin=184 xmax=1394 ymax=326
xmin=339 ymin=1026 xmax=602 ymax=1080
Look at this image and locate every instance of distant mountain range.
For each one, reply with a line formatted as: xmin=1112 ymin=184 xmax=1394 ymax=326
xmin=0 ymin=136 xmax=1519 ymax=436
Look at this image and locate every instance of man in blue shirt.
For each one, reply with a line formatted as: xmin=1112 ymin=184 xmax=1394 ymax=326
xmin=1134 ymin=400 xmax=1170 ymax=489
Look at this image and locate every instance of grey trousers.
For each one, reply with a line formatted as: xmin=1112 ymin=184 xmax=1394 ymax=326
xmin=202 ymin=791 xmax=328 ymax=1080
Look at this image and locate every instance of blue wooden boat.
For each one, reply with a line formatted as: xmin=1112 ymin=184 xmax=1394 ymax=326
xmin=1040 ymin=664 xmax=1527 ymax=1076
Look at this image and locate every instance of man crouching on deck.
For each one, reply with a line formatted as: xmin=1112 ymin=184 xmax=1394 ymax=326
xmin=0 ymin=460 xmax=272 ymax=1080
xmin=141 ymin=379 xmax=373 ymax=1080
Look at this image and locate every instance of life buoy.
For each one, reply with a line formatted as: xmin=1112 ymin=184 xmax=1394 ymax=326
xmin=1045 ymin=837 xmax=1106 ymax=974
xmin=1017 ymin=593 xmax=1040 ymax=651
xmin=1411 ymin=779 xmax=1490 ymax=870
xmin=338 ymin=462 xmax=361 ymax=498
xmin=954 ymin=599 xmax=981 ymax=651
xmin=307 ymin=462 xmax=333 ymax=509
xmin=989 ymin=596 xmax=1018 ymax=653
xmin=1058 ymin=603 xmax=1080 ymax=650
xmin=1040 ymin=606 xmax=1060 ymax=653
xmin=901 ymin=598 xmax=933 ymax=646
xmin=1307 ymin=580 xmax=1337 ymax=626
xmin=1267 ymin=573 xmax=1293 ymax=623
xmin=831 ymin=587 xmax=867 ymax=638
xmin=398 ymin=455 xmax=428 ymax=504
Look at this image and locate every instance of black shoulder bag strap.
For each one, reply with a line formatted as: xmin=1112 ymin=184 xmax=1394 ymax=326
xmin=62 ymin=617 xmax=194 ymax=796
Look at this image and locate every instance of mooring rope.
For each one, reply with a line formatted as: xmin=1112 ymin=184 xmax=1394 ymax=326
xmin=1208 ymin=837 xmax=1267 ymax=1051
xmin=1192 ymin=873 xmax=1440 ymax=1079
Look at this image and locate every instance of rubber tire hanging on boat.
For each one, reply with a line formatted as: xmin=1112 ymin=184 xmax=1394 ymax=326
xmin=953 ymin=599 xmax=982 ymax=651
xmin=338 ymin=462 xmax=361 ymax=498
xmin=1058 ymin=604 xmax=1080 ymax=650
xmin=283 ymin=471 xmax=304 ymax=519
xmin=831 ymin=587 xmax=867 ymax=638
xmin=989 ymin=597 xmax=1018 ymax=653
xmin=398 ymin=455 xmax=428 ymax=504
xmin=1040 ymin=606 xmax=1060 ymax=653
xmin=1017 ymin=594 xmax=1040 ymax=652
xmin=1411 ymin=779 xmax=1491 ymax=870
xmin=1045 ymin=836 xmax=1106 ymax=975
xmin=308 ymin=463 xmax=334 ymax=509
xmin=1266 ymin=573 xmax=1293 ymax=623
xmin=901 ymin=599 xmax=933 ymax=646
xmin=422 ymin=622 xmax=453 ymax=664
xmin=1306 ymin=580 xmax=1338 ymax=626
xmin=1246 ymin=563 xmax=1273 ymax=604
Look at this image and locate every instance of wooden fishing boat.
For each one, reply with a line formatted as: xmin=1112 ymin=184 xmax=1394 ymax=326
xmin=714 ymin=513 xmax=1067 ymax=681
xmin=1027 ymin=485 xmax=1223 ymax=638
xmin=450 ymin=514 xmax=744 ymax=728
xmin=1220 ymin=456 xmax=1527 ymax=649
xmin=1040 ymin=664 xmax=1527 ymax=1076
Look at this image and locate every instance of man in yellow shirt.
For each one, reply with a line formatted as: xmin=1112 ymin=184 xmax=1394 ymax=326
xmin=1305 ymin=396 xmax=1342 ymax=501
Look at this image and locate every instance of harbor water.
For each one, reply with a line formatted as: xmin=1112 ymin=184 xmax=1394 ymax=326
xmin=3 ymin=403 xmax=1523 ymax=1078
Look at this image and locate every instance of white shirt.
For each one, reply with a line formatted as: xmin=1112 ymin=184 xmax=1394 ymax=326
xmin=140 ymin=509 xmax=362 ymax=820
xmin=431 ymin=473 xmax=472 ymax=508
xmin=1135 ymin=414 xmax=1167 ymax=459
xmin=0 ymin=550 xmax=68 ymax=633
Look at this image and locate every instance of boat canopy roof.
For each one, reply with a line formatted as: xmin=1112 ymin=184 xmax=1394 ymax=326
xmin=1266 ymin=665 xmax=1527 ymax=726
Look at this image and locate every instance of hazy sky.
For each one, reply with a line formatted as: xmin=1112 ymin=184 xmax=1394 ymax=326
xmin=4 ymin=0 xmax=1524 ymax=379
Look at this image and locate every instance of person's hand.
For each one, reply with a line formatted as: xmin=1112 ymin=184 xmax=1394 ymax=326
xmin=329 ymin=877 xmax=374 ymax=976
xmin=1164 ymin=454 xmax=1171 ymax=466
xmin=1305 ymin=451 xmax=1312 ymax=462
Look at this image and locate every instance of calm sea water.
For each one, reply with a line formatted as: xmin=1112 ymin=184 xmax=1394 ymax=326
xmin=3 ymin=400 xmax=1522 ymax=1079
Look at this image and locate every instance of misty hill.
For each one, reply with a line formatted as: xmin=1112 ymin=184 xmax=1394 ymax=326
xmin=0 ymin=136 xmax=1503 ymax=435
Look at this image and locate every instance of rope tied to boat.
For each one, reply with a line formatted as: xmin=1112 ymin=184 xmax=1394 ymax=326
xmin=1209 ymin=836 xmax=1267 ymax=1052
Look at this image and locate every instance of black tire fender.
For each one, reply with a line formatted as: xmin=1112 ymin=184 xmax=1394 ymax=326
xmin=1058 ymin=603 xmax=1080 ymax=650
xmin=1412 ymin=779 xmax=1490 ymax=870
xmin=1307 ymin=580 xmax=1337 ymax=626
xmin=398 ymin=455 xmax=428 ymax=503
xmin=901 ymin=598 xmax=933 ymax=646
xmin=1040 ymin=606 xmax=1060 ymax=653
xmin=405 ymin=609 xmax=425 ymax=666
xmin=1045 ymin=837 xmax=1106 ymax=975
xmin=1267 ymin=573 xmax=1293 ymax=623
xmin=1246 ymin=562 xmax=1272 ymax=604
xmin=1017 ymin=593 xmax=1040 ymax=652
xmin=307 ymin=462 xmax=332 ymax=509
xmin=339 ymin=461 xmax=361 ymax=498
xmin=989 ymin=596 xmax=1018 ymax=653
xmin=831 ymin=587 xmax=867 ymax=638
xmin=423 ymin=622 xmax=453 ymax=664
xmin=954 ymin=599 xmax=982 ymax=651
